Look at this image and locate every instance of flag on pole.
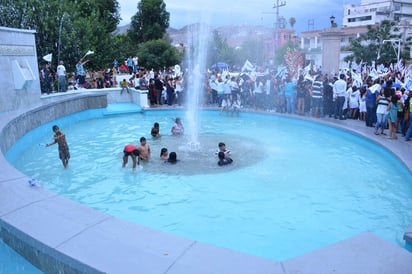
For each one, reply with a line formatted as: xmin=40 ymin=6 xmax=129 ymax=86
xmin=42 ymin=53 xmax=52 ymax=62
xmin=81 ymin=50 xmax=95 ymax=60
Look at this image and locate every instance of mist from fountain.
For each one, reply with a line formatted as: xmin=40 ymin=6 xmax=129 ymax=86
xmin=184 ymin=22 xmax=210 ymax=150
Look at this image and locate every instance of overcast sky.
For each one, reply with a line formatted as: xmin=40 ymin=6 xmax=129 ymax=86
xmin=117 ymin=0 xmax=361 ymax=33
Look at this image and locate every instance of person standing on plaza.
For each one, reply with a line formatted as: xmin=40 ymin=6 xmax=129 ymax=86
xmin=56 ymin=60 xmax=66 ymax=92
xmin=333 ymin=74 xmax=347 ymax=120
xmin=323 ymin=76 xmax=334 ymax=117
xmin=374 ymin=88 xmax=389 ymax=135
xmin=155 ymin=74 xmax=164 ymax=105
xmin=43 ymin=63 xmax=53 ymax=94
xmin=284 ymin=77 xmax=296 ymax=114
xmin=365 ymin=79 xmax=381 ymax=127
xmin=127 ymin=56 xmax=133 ymax=75
xmin=165 ymin=75 xmax=175 ymax=106
xmin=76 ymin=58 xmax=89 ymax=87
xmin=132 ymin=55 xmax=139 ymax=73
xmin=311 ymin=75 xmax=323 ymax=117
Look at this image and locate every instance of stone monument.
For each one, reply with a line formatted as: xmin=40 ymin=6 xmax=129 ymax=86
xmin=320 ymin=26 xmax=344 ymax=77
xmin=0 ymin=27 xmax=41 ymax=112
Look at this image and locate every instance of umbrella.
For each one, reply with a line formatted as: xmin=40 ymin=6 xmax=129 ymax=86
xmin=211 ymin=62 xmax=229 ymax=70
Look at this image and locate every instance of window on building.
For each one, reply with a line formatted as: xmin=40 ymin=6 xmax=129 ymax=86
xmin=394 ymin=3 xmax=401 ymax=11
xmin=348 ymin=15 xmax=372 ymax=23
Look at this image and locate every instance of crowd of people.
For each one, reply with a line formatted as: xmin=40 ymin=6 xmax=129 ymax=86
xmin=39 ymin=55 xmax=412 ymax=142
xmin=201 ymin=64 xmax=412 ymax=142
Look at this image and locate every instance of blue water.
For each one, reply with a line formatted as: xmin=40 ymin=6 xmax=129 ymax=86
xmin=0 ymin=239 xmax=43 ymax=273
xmin=6 ymin=108 xmax=412 ymax=261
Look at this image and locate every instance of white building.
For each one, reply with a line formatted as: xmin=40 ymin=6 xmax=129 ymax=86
xmin=300 ymin=0 xmax=412 ymax=69
xmin=343 ymin=0 xmax=412 ymax=27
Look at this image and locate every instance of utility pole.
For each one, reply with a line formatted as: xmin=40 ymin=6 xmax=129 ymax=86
xmin=273 ymin=0 xmax=286 ymax=50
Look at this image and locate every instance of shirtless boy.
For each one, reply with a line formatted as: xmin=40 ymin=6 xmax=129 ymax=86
xmin=138 ymin=137 xmax=151 ymax=161
xmin=46 ymin=125 xmax=70 ymax=168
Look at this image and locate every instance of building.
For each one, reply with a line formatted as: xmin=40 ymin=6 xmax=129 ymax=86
xmin=300 ymin=0 xmax=412 ymax=70
xmin=343 ymin=0 xmax=412 ymax=27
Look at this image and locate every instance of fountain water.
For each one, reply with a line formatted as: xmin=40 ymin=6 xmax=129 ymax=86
xmin=184 ymin=21 xmax=211 ymax=150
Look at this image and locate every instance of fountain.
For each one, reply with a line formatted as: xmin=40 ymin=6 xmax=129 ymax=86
xmin=183 ymin=20 xmax=211 ymax=151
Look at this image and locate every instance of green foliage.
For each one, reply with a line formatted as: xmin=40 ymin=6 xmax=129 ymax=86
xmin=207 ymin=31 xmax=232 ymax=66
xmin=0 ymin=0 xmax=120 ymax=72
xmin=344 ymin=20 xmax=406 ymax=64
xmin=236 ymin=39 xmax=267 ymax=66
xmin=274 ymin=41 xmax=299 ymax=65
xmin=137 ymin=39 xmax=182 ymax=70
xmin=128 ymin=0 xmax=170 ymax=44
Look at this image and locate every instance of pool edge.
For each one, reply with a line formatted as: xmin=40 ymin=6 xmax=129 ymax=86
xmin=1 ymin=92 xmax=412 ymax=273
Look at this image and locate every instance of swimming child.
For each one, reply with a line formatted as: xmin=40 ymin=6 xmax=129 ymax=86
xmin=166 ymin=152 xmax=178 ymax=164
xmin=46 ymin=125 xmax=70 ymax=168
xmin=122 ymin=144 xmax=139 ymax=170
xmin=171 ymin=117 xmax=184 ymax=135
xmin=151 ymin=122 xmax=161 ymax=138
xmin=160 ymin=147 xmax=168 ymax=160
xmin=215 ymin=142 xmax=231 ymax=158
xmin=217 ymin=151 xmax=233 ymax=166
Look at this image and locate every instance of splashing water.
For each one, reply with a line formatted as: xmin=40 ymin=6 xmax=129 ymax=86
xmin=184 ymin=21 xmax=210 ymax=147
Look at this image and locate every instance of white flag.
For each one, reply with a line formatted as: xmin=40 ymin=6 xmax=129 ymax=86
xmin=85 ymin=50 xmax=94 ymax=56
xmin=42 ymin=53 xmax=52 ymax=62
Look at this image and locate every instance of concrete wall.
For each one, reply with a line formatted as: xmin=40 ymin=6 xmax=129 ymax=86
xmin=0 ymin=94 xmax=107 ymax=154
xmin=0 ymin=27 xmax=41 ymax=112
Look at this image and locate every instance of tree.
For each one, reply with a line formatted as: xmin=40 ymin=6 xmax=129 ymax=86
xmin=0 ymin=0 xmax=121 ymax=72
xmin=274 ymin=41 xmax=299 ymax=65
xmin=137 ymin=39 xmax=182 ymax=70
xmin=289 ymin=17 xmax=296 ymax=29
xmin=236 ymin=39 xmax=267 ymax=66
xmin=128 ymin=0 xmax=170 ymax=44
xmin=344 ymin=20 xmax=405 ymax=64
xmin=207 ymin=30 xmax=235 ymax=67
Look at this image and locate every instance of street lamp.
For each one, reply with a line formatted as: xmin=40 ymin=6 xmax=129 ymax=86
xmin=57 ymin=12 xmax=68 ymax=66
xmin=330 ymin=15 xmax=337 ymax=28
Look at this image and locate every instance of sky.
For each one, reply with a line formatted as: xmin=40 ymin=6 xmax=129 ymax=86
xmin=117 ymin=0 xmax=361 ymax=33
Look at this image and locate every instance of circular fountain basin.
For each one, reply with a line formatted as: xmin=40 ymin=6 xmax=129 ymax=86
xmin=6 ymin=108 xmax=412 ymax=261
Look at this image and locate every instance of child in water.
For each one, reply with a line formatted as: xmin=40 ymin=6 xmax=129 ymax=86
xmin=151 ymin=122 xmax=161 ymax=138
xmin=46 ymin=125 xmax=70 ymax=168
xmin=171 ymin=118 xmax=184 ymax=135
xmin=217 ymin=151 xmax=233 ymax=166
xmin=160 ymin=147 xmax=168 ymax=160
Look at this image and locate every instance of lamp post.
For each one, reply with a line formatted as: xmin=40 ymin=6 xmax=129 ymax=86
xmin=330 ymin=15 xmax=337 ymax=28
xmin=57 ymin=12 xmax=68 ymax=93
xmin=57 ymin=12 xmax=68 ymax=66
xmin=273 ymin=0 xmax=286 ymax=50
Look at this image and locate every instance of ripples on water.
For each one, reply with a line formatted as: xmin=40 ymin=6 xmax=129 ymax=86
xmin=6 ymin=110 xmax=412 ymax=260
